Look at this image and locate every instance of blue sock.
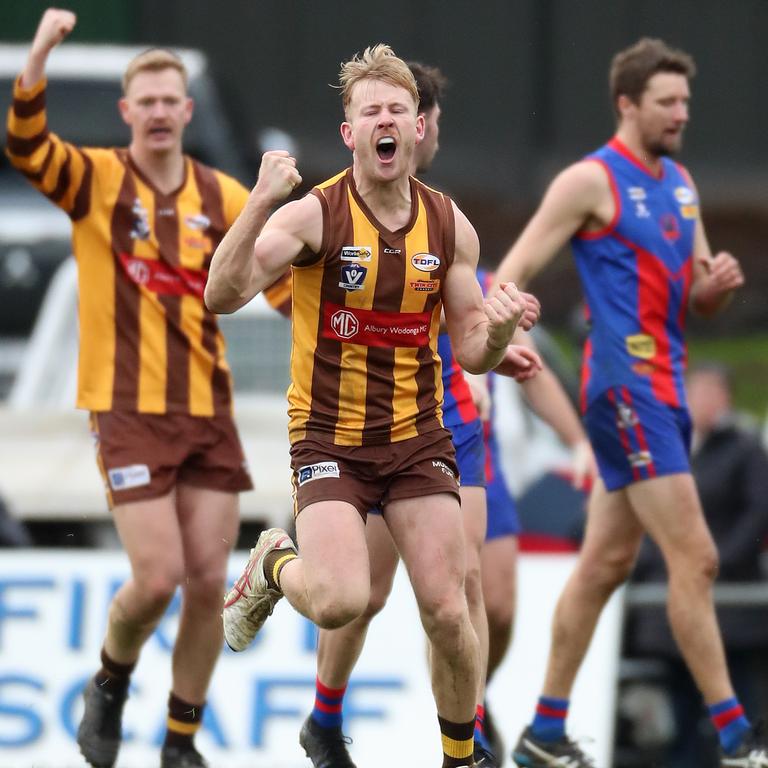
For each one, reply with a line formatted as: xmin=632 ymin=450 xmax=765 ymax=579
xmin=709 ymin=697 xmax=751 ymax=754
xmin=311 ymin=677 xmax=345 ymax=729
xmin=531 ymin=696 xmax=569 ymax=742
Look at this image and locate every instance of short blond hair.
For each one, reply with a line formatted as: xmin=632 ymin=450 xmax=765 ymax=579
xmin=339 ymin=44 xmax=419 ymax=113
xmin=123 ymin=48 xmax=188 ymax=94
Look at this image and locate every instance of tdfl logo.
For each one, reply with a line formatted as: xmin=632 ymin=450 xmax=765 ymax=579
xmin=331 ymin=309 xmax=359 ymax=339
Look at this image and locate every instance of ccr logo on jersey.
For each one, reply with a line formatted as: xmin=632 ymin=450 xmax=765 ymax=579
xmin=411 ymin=253 xmax=440 ymax=272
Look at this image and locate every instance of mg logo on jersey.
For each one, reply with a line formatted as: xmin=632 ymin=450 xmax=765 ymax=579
xmin=341 ymin=246 xmax=372 ymax=262
xmin=125 ymin=259 xmax=151 ymax=285
xmin=339 ymin=264 xmax=368 ymax=291
xmin=411 ymin=253 xmax=440 ymax=272
xmin=330 ymin=309 xmax=359 ymax=339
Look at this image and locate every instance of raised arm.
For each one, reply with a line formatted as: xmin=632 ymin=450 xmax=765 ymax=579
xmin=494 ymin=160 xmax=612 ymax=289
xmin=442 ymin=203 xmax=534 ymax=375
xmin=6 ymin=9 xmax=94 ymax=218
xmin=205 ymin=151 xmax=319 ymax=314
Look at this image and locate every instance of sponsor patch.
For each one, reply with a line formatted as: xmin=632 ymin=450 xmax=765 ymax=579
xmin=341 ymin=246 xmax=372 ymax=262
xmin=323 ymin=303 xmax=430 ymax=347
xmin=628 ymin=450 xmax=653 ymax=468
xmin=130 ymin=197 xmax=151 ymax=241
xmin=634 ymin=202 xmax=651 ymax=219
xmin=297 ymin=461 xmax=340 ymax=485
xmin=108 ymin=464 xmax=151 ymax=490
xmin=615 ymin=402 xmax=639 ymax=430
xmin=410 ymin=279 xmax=439 ymax=292
xmin=185 ymin=213 xmax=211 ymax=230
xmin=118 ymin=253 xmax=207 ymax=299
xmin=628 ymin=186 xmax=646 ymax=201
xmin=681 ymin=204 xmax=698 ymax=219
xmin=184 ymin=236 xmax=213 ymax=250
xmin=339 ymin=263 xmax=368 ymax=291
xmin=625 ymin=333 xmax=656 ymax=359
xmin=674 ymin=186 xmax=695 ymax=204
xmin=383 ymin=247 xmax=401 ymax=254
xmin=411 ymin=253 xmax=440 ymax=272
xmin=631 ymin=362 xmax=655 ymax=376
xmin=432 ymin=460 xmax=455 ymax=478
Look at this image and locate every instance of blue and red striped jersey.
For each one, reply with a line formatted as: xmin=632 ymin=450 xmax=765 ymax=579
xmin=571 ymin=137 xmax=697 ymax=411
xmin=438 ymin=332 xmax=478 ymax=428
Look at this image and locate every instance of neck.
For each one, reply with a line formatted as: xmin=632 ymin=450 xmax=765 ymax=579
xmin=352 ymin=162 xmax=412 ymax=220
xmin=128 ymin=143 xmax=186 ymax=194
xmin=614 ymin=128 xmax=663 ymax=176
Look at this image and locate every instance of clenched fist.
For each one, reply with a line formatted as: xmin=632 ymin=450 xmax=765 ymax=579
xmin=484 ymin=282 xmax=535 ymax=351
xmin=252 ymin=150 xmax=303 ymax=207
xmin=31 ymin=8 xmax=76 ymax=57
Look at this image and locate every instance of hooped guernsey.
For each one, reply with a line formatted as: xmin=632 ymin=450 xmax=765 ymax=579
xmin=289 ymin=168 xmax=457 ymax=447
xmin=6 ymin=76 xmax=248 ymax=417
xmin=571 ymin=137 xmax=698 ymax=411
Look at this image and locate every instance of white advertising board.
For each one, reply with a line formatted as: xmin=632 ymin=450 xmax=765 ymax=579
xmin=0 ymin=550 xmax=622 ymax=767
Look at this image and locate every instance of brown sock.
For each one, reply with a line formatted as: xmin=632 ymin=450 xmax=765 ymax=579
xmin=94 ymin=647 xmax=135 ymax=692
xmin=163 ymin=692 xmax=204 ymax=750
xmin=438 ymin=715 xmax=475 ymax=767
xmin=263 ymin=547 xmax=298 ymax=591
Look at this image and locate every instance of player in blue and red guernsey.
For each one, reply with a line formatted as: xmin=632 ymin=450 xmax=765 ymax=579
xmin=495 ymin=38 xmax=765 ymax=768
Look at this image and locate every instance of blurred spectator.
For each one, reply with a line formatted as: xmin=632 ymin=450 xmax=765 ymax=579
xmin=622 ymin=362 xmax=768 ymax=767
xmin=0 ymin=494 xmax=32 ymax=547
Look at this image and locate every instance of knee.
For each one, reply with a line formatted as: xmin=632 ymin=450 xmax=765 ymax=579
xmin=182 ymin=568 xmax=228 ymax=612
xmin=669 ymin=542 xmax=719 ymax=587
xmin=419 ymin=589 xmax=469 ymax=641
xmin=580 ymin=548 xmax=636 ymax=595
xmin=313 ymin=587 xmax=370 ymax=630
xmin=463 ymin=560 xmax=484 ymax=614
xmin=362 ymin=580 xmax=392 ymax=620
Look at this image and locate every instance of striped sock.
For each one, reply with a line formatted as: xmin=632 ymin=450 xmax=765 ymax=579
xmin=531 ymin=696 xmax=569 ymax=742
xmin=474 ymin=704 xmax=490 ymax=750
xmin=709 ymin=697 xmax=751 ymax=754
xmin=264 ymin=547 xmax=298 ymax=592
xmin=311 ymin=677 xmax=346 ymax=729
xmin=163 ymin=692 xmax=204 ymax=751
xmin=439 ymin=715 xmax=475 ymax=767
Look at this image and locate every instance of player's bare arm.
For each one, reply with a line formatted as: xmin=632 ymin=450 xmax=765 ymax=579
xmin=688 ymin=206 xmax=744 ymax=317
xmin=443 ymin=203 xmax=531 ymax=374
xmin=206 ymin=151 xmax=318 ymax=314
xmin=21 ymin=8 xmax=76 ymax=87
xmin=494 ymin=159 xmax=612 ymax=289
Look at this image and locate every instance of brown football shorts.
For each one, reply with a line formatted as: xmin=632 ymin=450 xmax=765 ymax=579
xmin=289 ymin=427 xmax=460 ymax=519
xmin=90 ymin=410 xmax=253 ymax=508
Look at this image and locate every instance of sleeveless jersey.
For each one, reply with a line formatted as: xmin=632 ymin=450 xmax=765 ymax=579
xmin=289 ymin=168 xmax=455 ymax=447
xmin=571 ymin=137 xmax=697 ymax=410
xmin=437 ymin=333 xmax=479 ymax=428
xmin=6 ymin=76 xmax=248 ymax=416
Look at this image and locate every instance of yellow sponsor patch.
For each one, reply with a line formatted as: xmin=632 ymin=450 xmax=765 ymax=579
xmin=626 ymin=334 xmax=656 ymax=359
xmin=681 ymin=205 xmax=698 ymax=219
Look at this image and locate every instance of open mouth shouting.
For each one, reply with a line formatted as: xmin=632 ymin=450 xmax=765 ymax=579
xmin=376 ymin=136 xmax=397 ymax=163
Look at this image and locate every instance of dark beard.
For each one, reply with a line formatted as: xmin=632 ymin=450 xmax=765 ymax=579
xmin=646 ymin=138 xmax=680 ymax=158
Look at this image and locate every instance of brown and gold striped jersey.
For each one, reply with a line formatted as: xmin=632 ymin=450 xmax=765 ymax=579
xmin=289 ymin=168 xmax=456 ymax=447
xmin=6 ymin=77 xmax=248 ymax=416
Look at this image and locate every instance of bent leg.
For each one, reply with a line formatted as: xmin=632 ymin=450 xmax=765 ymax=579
xmin=629 ymin=472 xmax=733 ymax=704
xmin=542 ymin=478 xmax=643 ymax=698
xmin=316 ymin=513 xmax=400 ymax=688
xmin=279 ymin=501 xmax=371 ymax=629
